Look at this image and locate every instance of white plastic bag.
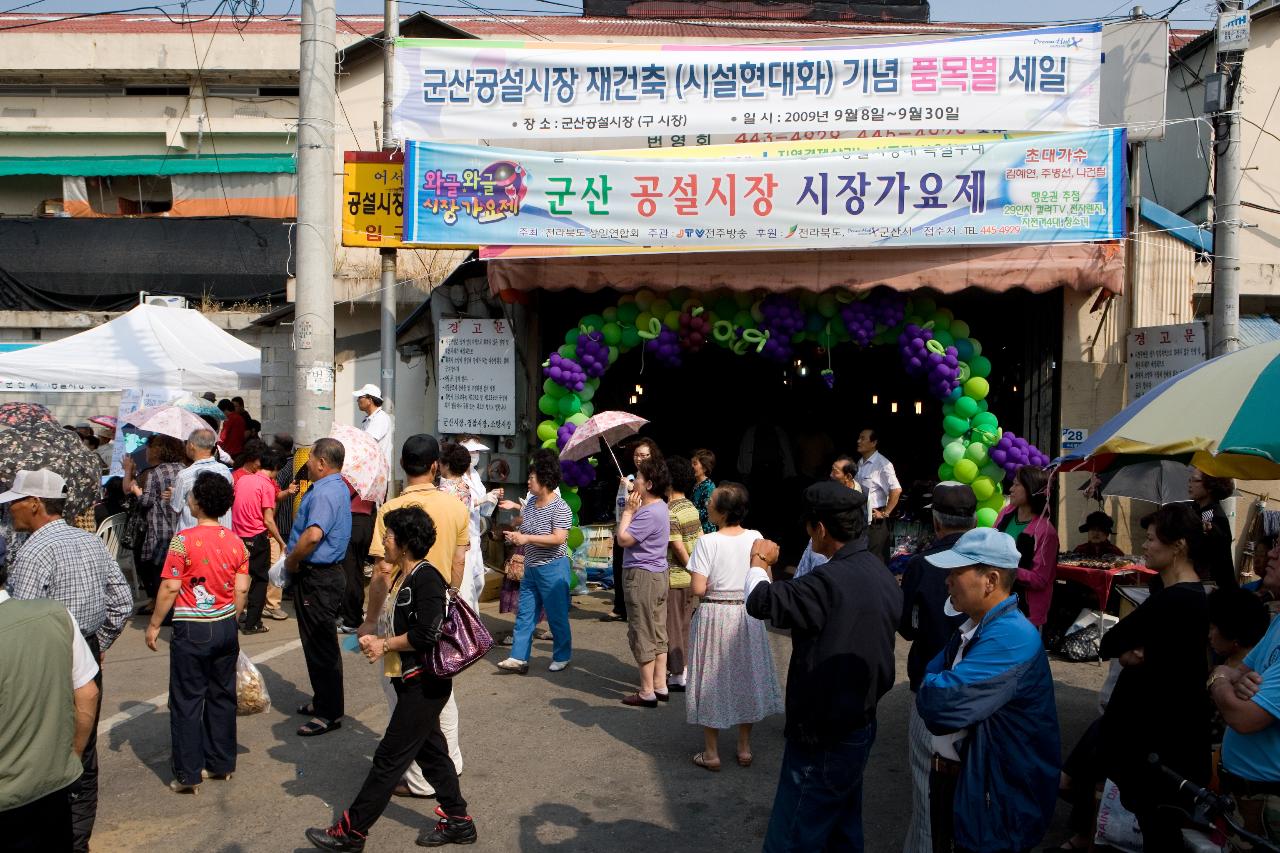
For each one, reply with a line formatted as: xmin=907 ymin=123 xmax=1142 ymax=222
xmin=1095 ymin=778 xmax=1144 ymax=852
xmin=267 ymin=557 xmax=289 ymax=589
xmin=235 ymin=651 xmax=271 ymax=715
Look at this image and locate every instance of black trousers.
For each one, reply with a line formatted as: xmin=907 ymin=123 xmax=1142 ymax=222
xmin=294 ymin=563 xmax=346 ymax=721
xmin=348 ymin=675 xmax=467 ymax=835
xmin=169 ymin=618 xmax=239 ymax=785
xmin=0 ymin=783 xmax=75 ymax=852
xmin=611 ymin=542 xmax=627 ymax=618
xmin=929 ymin=764 xmax=959 ymax=853
xmin=340 ymin=513 xmax=374 ymax=629
xmin=868 ymin=518 xmax=891 ymax=565
xmin=70 ymin=634 xmax=102 ymax=853
xmin=241 ymin=532 xmax=271 ymax=629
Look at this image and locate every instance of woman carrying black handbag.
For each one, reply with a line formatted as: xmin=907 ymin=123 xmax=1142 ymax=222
xmin=305 ymin=506 xmax=478 ymax=851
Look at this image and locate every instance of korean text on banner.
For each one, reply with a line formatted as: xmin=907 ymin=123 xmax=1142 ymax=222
xmin=392 ymin=24 xmax=1102 ymax=143
xmin=437 ymin=318 xmax=516 ymax=435
xmin=1126 ymin=323 xmax=1208 ymax=402
xmin=401 ymin=128 xmax=1126 ymax=251
xmin=342 ymin=151 xmax=405 ymax=248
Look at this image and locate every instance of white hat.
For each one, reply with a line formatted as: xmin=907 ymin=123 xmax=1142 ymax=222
xmin=0 ymin=469 xmax=68 ymax=503
xmin=461 ymin=438 xmax=490 ymax=452
xmin=353 ymin=383 xmax=383 ymax=399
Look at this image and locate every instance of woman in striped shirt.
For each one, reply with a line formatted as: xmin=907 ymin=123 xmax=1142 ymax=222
xmin=498 ymin=449 xmax=574 ymax=675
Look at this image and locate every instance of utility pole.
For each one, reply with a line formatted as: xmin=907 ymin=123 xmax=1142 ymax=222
xmin=379 ymin=0 xmax=398 ymax=462
xmin=1211 ymin=0 xmax=1245 ymax=356
xmin=293 ymin=0 xmax=338 ymax=445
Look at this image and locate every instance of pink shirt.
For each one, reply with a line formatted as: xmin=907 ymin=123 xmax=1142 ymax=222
xmin=232 ymin=470 xmax=277 ymax=538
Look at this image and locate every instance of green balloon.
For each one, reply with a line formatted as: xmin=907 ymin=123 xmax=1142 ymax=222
xmin=942 ymin=402 xmax=956 ymax=416
xmin=732 ymin=310 xmax=753 ymax=330
xmin=964 ymin=377 xmax=990 ymax=401
xmin=971 ymin=476 xmax=996 ymax=502
xmin=953 ymin=458 xmax=979 ymax=484
xmin=567 ymin=412 xmax=589 ymax=426
xmin=602 ymin=307 xmax=618 ymax=322
xmin=581 ymin=314 xmax=605 ymax=333
xmin=943 ymin=433 xmax=959 ymax=449
xmin=933 ymin=329 xmax=955 ymax=348
xmin=943 ymin=441 xmax=966 ymax=466
xmin=536 ymin=420 xmax=558 ymax=442
xmin=563 ymin=490 xmax=582 ymax=513
xmin=965 ymin=442 xmax=989 ymax=466
xmin=980 ymin=493 xmax=1007 ymax=513
xmin=558 ymin=344 xmax=576 ymax=359
xmin=954 ymin=396 xmax=979 ymax=419
xmin=617 ymin=302 xmax=640 ymax=324
xmin=664 ymin=310 xmax=682 ymax=330
xmin=980 ymin=461 xmax=1004 ymax=482
xmin=650 ymin=300 xmax=672 ymax=320
xmin=541 ymin=437 xmax=557 ymax=450
xmin=602 ymin=322 xmax=623 ymax=346
xmin=972 ymin=411 xmax=999 ymax=429
xmin=567 ymin=527 xmax=585 ymax=550
xmin=938 ymin=463 xmax=955 ymax=481
xmin=817 ymin=293 xmax=838 ymax=317
xmin=564 ymin=329 xmax=579 ymax=346
xmin=972 ymin=426 xmax=999 ymax=448
xmin=714 ymin=297 xmax=738 ymax=320
xmin=914 ymin=295 xmax=937 ymax=315
xmin=621 ymin=327 xmax=641 ymax=349
xmin=557 ymin=394 xmax=581 ymax=417
xmin=578 ymin=384 xmax=596 ymax=403
xmin=930 ymin=310 xmax=952 ymax=332
xmin=975 ymin=507 xmax=998 ymax=528
xmin=970 ymin=338 xmax=983 ymax=357
xmin=543 ymin=378 xmax=568 ymax=398
xmin=978 ymin=400 xmax=989 ymax=412
xmin=969 ymin=355 xmax=992 ymax=379
xmin=580 ymin=402 xmax=594 ymax=417
xmin=950 ymin=320 xmax=971 ymax=339
xmin=943 ymin=415 xmax=970 ymax=437
xmin=538 ymin=395 xmax=558 ymax=417
xmin=607 ymin=346 xmax=619 ymax=365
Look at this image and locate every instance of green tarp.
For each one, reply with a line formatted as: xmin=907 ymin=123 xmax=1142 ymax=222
xmin=0 ymin=153 xmax=296 ymax=177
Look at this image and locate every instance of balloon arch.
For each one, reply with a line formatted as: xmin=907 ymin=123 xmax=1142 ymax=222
xmin=537 ymin=287 xmax=1050 ymax=532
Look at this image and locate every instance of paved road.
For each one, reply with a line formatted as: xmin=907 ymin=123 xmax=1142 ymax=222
xmin=92 ymin=589 xmax=1105 ymax=852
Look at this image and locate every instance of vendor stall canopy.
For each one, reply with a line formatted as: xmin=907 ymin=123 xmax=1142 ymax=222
xmin=0 ymin=303 xmax=261 ymax=392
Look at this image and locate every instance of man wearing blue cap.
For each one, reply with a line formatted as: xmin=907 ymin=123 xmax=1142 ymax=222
xmin=916 ymin=527 xmax=1060 ymax=853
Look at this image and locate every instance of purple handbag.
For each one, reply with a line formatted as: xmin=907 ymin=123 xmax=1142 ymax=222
xmin=430 ymin=589 xmax=494 ymax=678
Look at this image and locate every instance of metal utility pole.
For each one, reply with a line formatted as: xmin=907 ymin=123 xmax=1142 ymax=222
xmin=293 ymin=0 xmax=338 ymax=445
xmin=1211 ymin=0 xmax=1246 ymax=356
xmin=379 ymin=0 xmax=398 ymax=454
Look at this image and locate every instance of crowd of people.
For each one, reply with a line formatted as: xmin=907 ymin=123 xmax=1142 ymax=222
xmin=3 ymin=401 xmax=1280 ymax=853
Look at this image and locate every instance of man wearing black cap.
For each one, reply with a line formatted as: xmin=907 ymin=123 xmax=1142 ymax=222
xmin=745 ymin=481 xmax=900 ymax=852
xmin=897 ymin=482 xmax=974 ymax=853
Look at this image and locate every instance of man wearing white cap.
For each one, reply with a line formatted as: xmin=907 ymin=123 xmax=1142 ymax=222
xmin=915 ymin=527 xmax=1060 ymax=853
xmin=354 ymin=384 xmax=394 ymax=476
xmin=2 ymin=469 xmax=131 ymax=853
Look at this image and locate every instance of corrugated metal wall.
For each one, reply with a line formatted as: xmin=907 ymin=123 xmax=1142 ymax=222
xmin=1131 ymin=221 xmax=1199 ymax=327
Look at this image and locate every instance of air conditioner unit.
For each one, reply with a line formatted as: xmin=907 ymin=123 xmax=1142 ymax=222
xmin=140 ymin=294 xmax=187 ymax=309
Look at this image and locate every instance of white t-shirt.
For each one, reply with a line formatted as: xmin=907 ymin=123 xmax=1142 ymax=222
xmin=688 ymin=529 xmax=764 ymax=597
xmin=932 ymin=617 xmax=978 ymax=761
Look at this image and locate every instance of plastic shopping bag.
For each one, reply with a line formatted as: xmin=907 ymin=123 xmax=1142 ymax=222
xmin=235 ymin=651 xmax=272 ymax=716
xmin=1095 ymin=778 xmax=1144 ymax=853
xmin=268 ymin=557 xmax=289 ymax=590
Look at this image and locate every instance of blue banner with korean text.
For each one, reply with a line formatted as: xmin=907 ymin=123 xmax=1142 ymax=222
xmin=401 ymin=129 xmax=1126 ymax=251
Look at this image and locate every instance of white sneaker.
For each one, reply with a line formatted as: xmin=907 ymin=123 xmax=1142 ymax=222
xmin=497 ymin=658 xmax=529 ymax=673
xmin=548 ymin=660 xmax=570 ymax=672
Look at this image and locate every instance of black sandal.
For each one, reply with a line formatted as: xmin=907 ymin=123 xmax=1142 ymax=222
xmin=296 ymin=717 xmax=341 ymax=737
xmin=598 ymin=612 xmax=625 ymax=622
xmin=296 ymin=703 xmax=315 ymax=716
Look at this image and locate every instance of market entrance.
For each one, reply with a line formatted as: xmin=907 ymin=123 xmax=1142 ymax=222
xmin=536 ymin=287 xmax=1062 ymax=565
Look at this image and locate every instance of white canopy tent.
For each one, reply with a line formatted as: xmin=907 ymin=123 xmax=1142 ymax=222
xmin=0 ymin=304 xmax=261 ymax=392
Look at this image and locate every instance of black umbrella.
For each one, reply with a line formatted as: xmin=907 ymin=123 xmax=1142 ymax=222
xmin=0 ymin=421 xmax=103 ymax=518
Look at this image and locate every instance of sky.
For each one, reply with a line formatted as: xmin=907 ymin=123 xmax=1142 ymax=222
xmin=7 ymin=0 xmax=1219 ymax=23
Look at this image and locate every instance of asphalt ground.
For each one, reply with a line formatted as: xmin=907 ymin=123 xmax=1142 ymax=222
xmin=90 ymin=587 xmax=1106 ymax=853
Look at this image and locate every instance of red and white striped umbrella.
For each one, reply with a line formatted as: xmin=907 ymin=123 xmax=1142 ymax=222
xmin=558 ymin=410 xmax=649 ymax=472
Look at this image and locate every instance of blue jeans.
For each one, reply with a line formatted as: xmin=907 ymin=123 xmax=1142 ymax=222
xmin=763 ymin=720 xmax=877 ymax=853
xmin=511 ymin=556 xmax=572 ymax=664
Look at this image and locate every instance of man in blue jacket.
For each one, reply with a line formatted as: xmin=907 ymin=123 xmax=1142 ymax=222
xmin=916 ymin=527 xmax=1060 ymax=853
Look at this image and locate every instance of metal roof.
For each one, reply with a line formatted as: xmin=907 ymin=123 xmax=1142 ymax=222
xmin=1239 ymin=315 xmax=1280 ymax=348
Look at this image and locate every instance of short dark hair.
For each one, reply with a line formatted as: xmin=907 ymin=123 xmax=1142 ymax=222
xmin=711 ymin=482 xmax=749 ymax=526
xmin=217 ymin=399 xmax=234 ymax=412
xmin=238 ymin=438 xmax=266 ymax=464
xmin=692 ymin=448 xmax=716 ymax=477
xmin=804 ymin=498 xmax=868 ymax=544
xmin=232 ymin=396 xmax=244 ymax=406
xmin=666 ymin=455 xmax=696 ymax=496
xmin=862 ymin=428 xmax=880 ymax=445
xmin=259 ymin=448 xmax=286 ymax=473
xmin=637 ymin=457 xmax=670 ymax=498
xmin=311 ymin=437 xmax=345 ymax=470
xmin=383 ymin=506 xmax=437 ymax=561
xmin=367 ymin=395 xmax=384 ymax=408
xmin=147 ymin=433 xmax=187 ymax=464
xmin=835 ymin=455 xmax=858 ymax=480
xmin=401 ymin=434 xmax=440 ymax=477
xmin=1209 ymin=587 xmax=1270 ymax=648
xmin=40 ymin=497 xmax=66 ymax=517
xmin=529 ymin=448 xmax=562 ymax=491
xmin=440 ymin=442 xmax=472 ymax=478
xmin=632 ymin=437 xmax=663 ymax=461
xmin=1198 ymin=470 xmax=1236 ymax=502
xmin=191 ymin=471 xmax=234 ymax=519
xmin=1015 ymin=465 xmax=1050 ymax=515
xmin=1140 ymin=503 xmax=1204 ymax=554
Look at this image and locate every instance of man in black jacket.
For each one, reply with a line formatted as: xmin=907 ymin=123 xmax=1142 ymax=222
xmin=746 ymin=481 xmax=901 ymax=852
xmin=896 ymin=482 xmax=974 ymax=853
